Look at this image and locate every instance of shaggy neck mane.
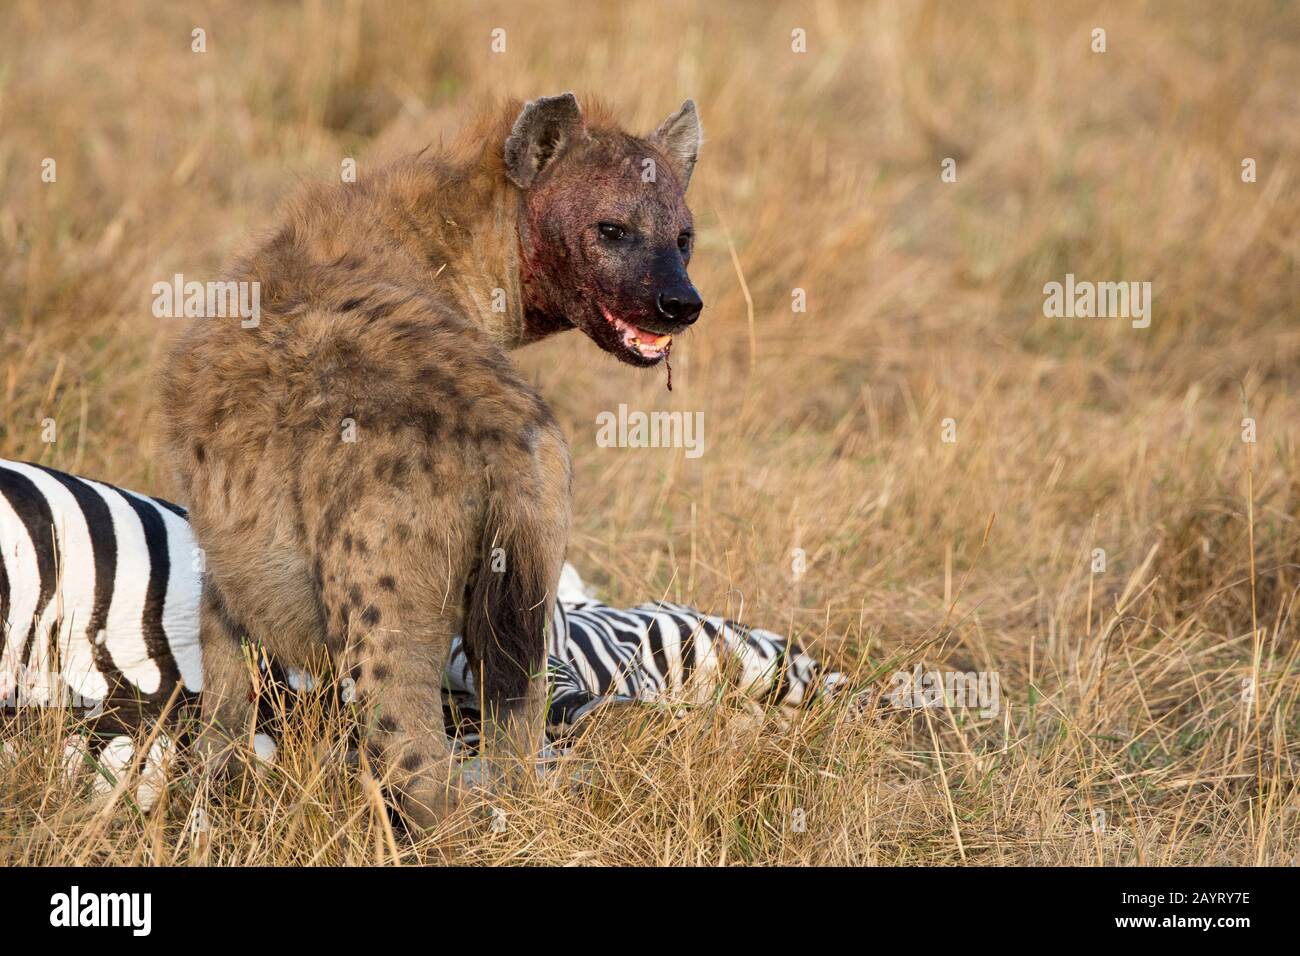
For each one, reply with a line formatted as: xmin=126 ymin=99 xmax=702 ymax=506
xmin=432 ymin=96 xmax=622 ymax=348
xmin=253 ymin=99 xmax=617 ymax=351
xmin=378 ymin=103 xmax=534 ymax=350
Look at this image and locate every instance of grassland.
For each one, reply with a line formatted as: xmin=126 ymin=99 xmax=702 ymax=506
xmin=1 ymin=0 xmax=1297 ymax=864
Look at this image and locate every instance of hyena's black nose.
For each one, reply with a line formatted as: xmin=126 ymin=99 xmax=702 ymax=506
xmin=656 ymin=287 xmax=703 ymax=326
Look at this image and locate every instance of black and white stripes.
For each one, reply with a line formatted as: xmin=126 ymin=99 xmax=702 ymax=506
xmin=446 ymin=569 xmax=839 ymax=746
xmin=0 ymin=460 xmax=202 ymax=729
xmin=2 ymin=459 xmax=842 ymax=745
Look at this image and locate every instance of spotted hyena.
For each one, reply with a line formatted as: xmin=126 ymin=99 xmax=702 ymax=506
xmin=160 ymin=93 xmax=703 ymax=830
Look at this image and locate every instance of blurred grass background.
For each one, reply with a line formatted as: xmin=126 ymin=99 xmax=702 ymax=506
xmin=1 ymin=0 xmax=1297 ymax=864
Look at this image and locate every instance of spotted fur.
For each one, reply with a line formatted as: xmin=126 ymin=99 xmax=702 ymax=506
xmin=1 ymin=461 xmax=843 ymax=791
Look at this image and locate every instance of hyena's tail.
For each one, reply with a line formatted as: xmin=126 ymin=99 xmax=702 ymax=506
xmin=463 ymin=435 xmax=569 ymax=714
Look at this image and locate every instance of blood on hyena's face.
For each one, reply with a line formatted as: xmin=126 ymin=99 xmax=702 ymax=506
xmin=507 ymin=95 xmax=703 ymax=367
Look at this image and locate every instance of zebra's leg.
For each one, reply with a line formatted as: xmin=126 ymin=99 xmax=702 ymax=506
xmin=193 ymin=580 xmax=256 ymax=777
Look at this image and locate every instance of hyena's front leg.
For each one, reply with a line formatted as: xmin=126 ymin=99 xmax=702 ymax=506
xmin=194 ymin=580 xmax=256 ymax=774
xmin=315 ymin=487 xmax=471 ymax=830
xmin=337 ymin=595 xmax=458 ymax=832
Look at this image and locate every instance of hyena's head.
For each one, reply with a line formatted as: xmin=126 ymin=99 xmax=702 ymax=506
xmin=506 ymin=93 xmax=703 ymax=367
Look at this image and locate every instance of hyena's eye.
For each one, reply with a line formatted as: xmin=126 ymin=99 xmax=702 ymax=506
xmin=598 ymin=223 xmax=628 ymax=242
xmin=677 ymin=231 xmax=693 ymax=253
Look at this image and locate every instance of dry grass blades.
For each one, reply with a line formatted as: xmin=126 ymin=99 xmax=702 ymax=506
xmin=1 ymin=0 xmax=1297 ymax=865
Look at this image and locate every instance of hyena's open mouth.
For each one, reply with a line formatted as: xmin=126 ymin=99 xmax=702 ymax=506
xmin=599 ymin=305 xmax=674 ymax=361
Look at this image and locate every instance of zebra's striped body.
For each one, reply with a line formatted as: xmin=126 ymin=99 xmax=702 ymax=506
xmin=0 ymin=460 xmax=202 ymax=732
xmin=2 ymin=458 xmax=838 ymax=746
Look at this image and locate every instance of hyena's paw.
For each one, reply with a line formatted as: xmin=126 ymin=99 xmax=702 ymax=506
xmin=363 ymin=734 xmax=461 ymax=834
xmin=388 ymin=772 xmax=459 ymax=834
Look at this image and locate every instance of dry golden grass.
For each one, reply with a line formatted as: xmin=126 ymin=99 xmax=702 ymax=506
xmin=1 ymin=0 xmax=1298 ymax=865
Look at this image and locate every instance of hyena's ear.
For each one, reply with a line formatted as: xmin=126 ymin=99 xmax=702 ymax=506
xmin=650 ymin=99 xmax=702 ymax=188
xmin=504 ymin=92 xmax=587 ymax=188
